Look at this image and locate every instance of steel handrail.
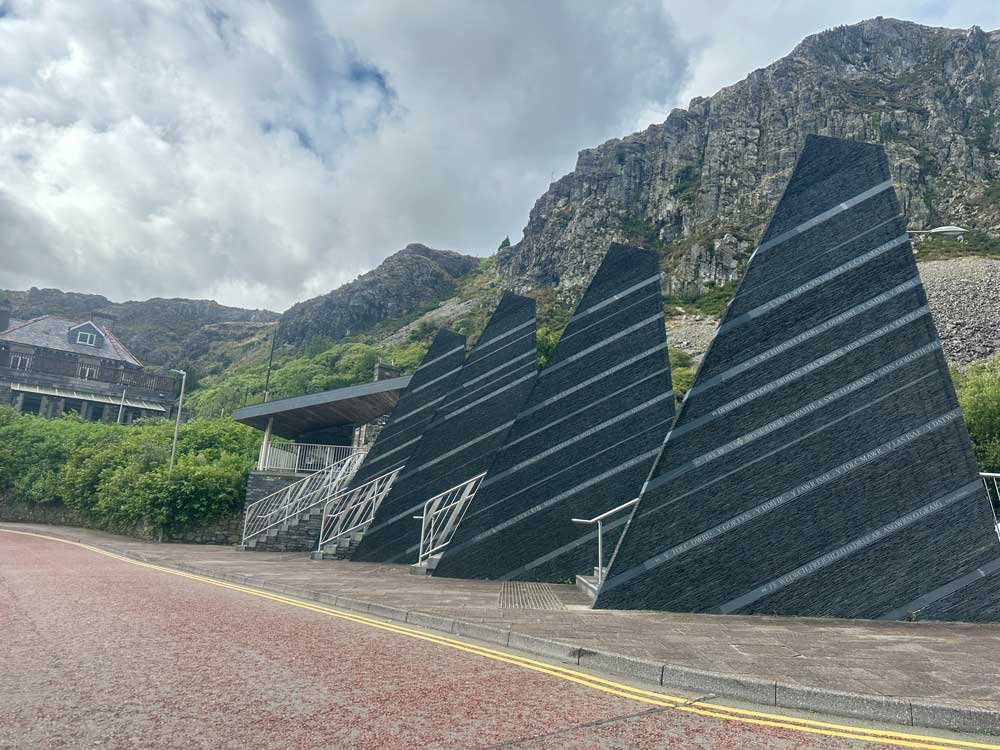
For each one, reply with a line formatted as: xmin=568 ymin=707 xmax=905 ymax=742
xmin=316 ymin=467 xmax=403 ymax=550
xmin=571 ymin=497 xmax=640 ymax=586
xmin=416 ymin=473 xmax=487 ymax=564
xmin=242 ymin=450 xmax=366 ymax=544
xmin=982 ymin=472 xmax=1000 ymax=543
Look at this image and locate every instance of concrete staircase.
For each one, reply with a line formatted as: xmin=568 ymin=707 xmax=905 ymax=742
xmin=242 ymin=503 xmax=325 ymax=553
xmin=311 ymin=530 xmax=366 ymax=560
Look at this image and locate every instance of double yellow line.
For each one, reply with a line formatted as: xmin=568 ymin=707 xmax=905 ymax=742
xmin=4 ymin=528 xmax=998 ymax=750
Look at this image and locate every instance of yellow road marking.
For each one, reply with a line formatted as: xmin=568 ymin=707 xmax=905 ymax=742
xmin=4 ymin=528 xmax=998 ymax=750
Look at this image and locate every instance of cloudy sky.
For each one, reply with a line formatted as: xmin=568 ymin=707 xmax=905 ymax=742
xmin=1 ymin=1 xmax=997 ymax=311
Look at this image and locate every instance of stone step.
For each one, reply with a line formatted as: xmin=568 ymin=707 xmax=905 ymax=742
xmin=575 ymin=574 xmax=600 ymax=604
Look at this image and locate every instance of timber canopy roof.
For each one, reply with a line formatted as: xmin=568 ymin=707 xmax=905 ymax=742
xmin=231 ymin=376 xmax=412 ymax=439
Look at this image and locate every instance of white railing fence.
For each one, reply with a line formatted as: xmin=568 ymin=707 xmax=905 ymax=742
xmin=983 ymin=472 xmax=1000 ymax=542
xmin=317 ymin=467 xmax=403 ymax=551
xmin=415 ymin=473 xmax=487 ymax=565
xmin=260 ymin=443 xmax=357 ymax=474
xmin=571 ymin=497 xmax=640 ymax=586
xmin=242 ymin=450 xmax=367 ymax=545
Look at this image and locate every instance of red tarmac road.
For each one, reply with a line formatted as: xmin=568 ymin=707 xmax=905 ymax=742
xmin=0 ymin=530 xmax=991 ymax=749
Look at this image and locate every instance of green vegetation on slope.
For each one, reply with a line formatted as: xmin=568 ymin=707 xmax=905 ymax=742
xmin=913 ymin=232 xmax=1000 ymax=262
xmin=954 ymin=352 xmax=1000 ymax=474
xmin=0 ymin=409 xmax=261 ymax=534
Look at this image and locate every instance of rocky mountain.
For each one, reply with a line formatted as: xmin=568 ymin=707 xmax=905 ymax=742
xmin=498 ymin=17 xmax=1000 ymax=298
xmin=2 ymin=287 xmax=278 ymax=375
xmin=279 ymin=243 xmax=480 ymax=345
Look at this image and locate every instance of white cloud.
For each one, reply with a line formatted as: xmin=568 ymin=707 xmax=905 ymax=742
xmin=0 ymin=0 xmax=692 ymax=310
xmin=1 ymin=1 xmax=996 ymax=310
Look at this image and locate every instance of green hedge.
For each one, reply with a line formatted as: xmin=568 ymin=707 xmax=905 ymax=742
xmin=0 ymin=408 xmax=260 ymax=534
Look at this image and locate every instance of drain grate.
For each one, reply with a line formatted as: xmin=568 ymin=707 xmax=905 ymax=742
xmin=499 ymin=581 xmax=566 ymax=610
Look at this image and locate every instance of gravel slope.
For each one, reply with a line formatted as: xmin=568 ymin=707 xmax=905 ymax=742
xmin=920 ymin=258 xmax=1000 ymax=367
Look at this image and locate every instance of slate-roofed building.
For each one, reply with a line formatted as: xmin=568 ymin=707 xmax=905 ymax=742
xmin=351 ymin=292 xmax=538 ymax=564
xmin=433 ymin=244 xmax=674 ymax=583
xmin=596 ymin=135 xmax=1000 ymax=622
xmin=0 ymin=305 xmax=176 ymax=423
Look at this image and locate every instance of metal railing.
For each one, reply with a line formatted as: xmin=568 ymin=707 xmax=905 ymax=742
xmin=983 ymin=472 xmax=1000 ymax=543
xmin=260 ymin=443 xmax=358 ymax=474
xmin=0 ymin=350 xmax=176 ymax=393
xmin=571 ymin=497 xmax=640 ymax=586
xmin=242 ymin=451 xmax=367 ymax=544
xmin=415 ymin=473 xmax=487 ymax=565
xmin=317 ymin=467 xmax=403 ymax=551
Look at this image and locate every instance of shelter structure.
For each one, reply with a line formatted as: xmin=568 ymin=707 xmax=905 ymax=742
xmin=596 ymin=135 xmax=1000 ymax=622
xmin=433 ymin=244 xmax=674 ymax=583
xmin=351 ymin=292 xmax=538 ymax=564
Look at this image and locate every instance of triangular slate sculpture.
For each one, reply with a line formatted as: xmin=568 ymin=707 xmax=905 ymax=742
xmin=434 ymin=244 xmax=674 ymax=582
xmin=352 ymin=292 xmax=538 ymax=563
xmin=596 ymin=135 xmax=1000 ymax=622
xmin=348 ymin=328 xmax=468 ymax=488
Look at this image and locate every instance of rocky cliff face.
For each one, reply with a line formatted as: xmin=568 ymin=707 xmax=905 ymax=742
xmin=279 ymin=243 xmax=480 ymax=345
xmin=498 ymin=18 xmax=1000 ymax=297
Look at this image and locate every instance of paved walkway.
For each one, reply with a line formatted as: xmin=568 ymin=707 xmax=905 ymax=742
xmin=5 ymin=523 xmax=1000 ymax=727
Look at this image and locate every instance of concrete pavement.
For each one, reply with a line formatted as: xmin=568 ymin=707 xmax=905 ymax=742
xmin=3 ymin=523 xmax=1000 ymax=738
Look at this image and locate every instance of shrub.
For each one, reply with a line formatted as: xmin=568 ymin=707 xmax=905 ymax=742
xmin=954 ymin=353 xmax=1000 ymax=472
xmin=0 ymin=414 xmax=260 ymax=534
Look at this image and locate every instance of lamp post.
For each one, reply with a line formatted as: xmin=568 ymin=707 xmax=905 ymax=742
xmin=168 ymin=368 xmax=187 ymax=480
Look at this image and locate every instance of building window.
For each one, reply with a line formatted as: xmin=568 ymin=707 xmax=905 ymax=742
xmin=78 ymin=363 xmax=100 ymax=380
xmin=10 ymin=352 xmax=31 ymax=371
xmin=76 ymin=331 xmax=97 ymax=346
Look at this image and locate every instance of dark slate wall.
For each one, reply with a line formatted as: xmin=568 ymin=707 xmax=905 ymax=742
xmin=352 ymin=293 xmax=538 ymax=563
xmin=595 ymin=135 xmax=1000 ymax=622
xmin=349 ymin=328 xmax=467 ymax=488
xmin=434 ymin=244 xmax=674 ymax=583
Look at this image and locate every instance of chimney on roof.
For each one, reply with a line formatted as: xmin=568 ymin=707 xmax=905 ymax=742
xmin=373 ymin=362 xmax=403 ymax=381
xmin=90 ymin=311 xmax=116 ymax=331
xmin=0 ymin=299 xmax=10 ymax=333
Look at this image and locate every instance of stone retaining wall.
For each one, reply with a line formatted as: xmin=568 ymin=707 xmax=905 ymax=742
xmin=0 ymin=496 xmax=242 ymax=546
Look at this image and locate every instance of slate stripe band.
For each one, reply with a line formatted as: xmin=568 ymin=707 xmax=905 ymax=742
xmin=558 ymin=290 xmax=663 ymax=347
xmin=391 ymin=393 xmax=448 ymax=425
xmin=752 ymin=179 xmax=894 ymax=256
xmin=689 ymin=277 xmax=922 ymax=399
xmin=414 ymin=344 xmax=466 ymax=372
xmin=652 ymin=340 xmax=941 ymax=488
xmin=715 ymin=480 xmax=985 ymax=614
xmin=474 ymin=318 xmax=535 ymax=350
xmin=540 ymin=312 xmax=664 ymax=377
xmin=362 ymin=435 xmax=422 ymax=467
xmin=601 ymin=409 xmax=964 ymax=593
xmin=637 ymin=370 xmax=939 ymax=526
xmin=500 ymin=367 xmax=670 ymax=455
xmin=732 ymin=214 xmax=903 ymax=306
xmin=564 ymin=273 xmax=661 ymax=325
xmin=879 ymin=556 xmax=1000 ymax=621
xmin=517 ymin=344 xmax=665 ymax=420
xmin=442 ymin=371 xmax=537 ymax=420
xmin=497 ymin=516 xmax=630 ymax=581
xmin=719 ymin=234 xmax=909 ymax=336
xmin=442 ymin=448 xmax=663 ymax=558
xmin=480 ymin=390 xmax=673 ymax=489
xmin=462 ymin=417 xmax=676 ymax=530
xmin=667 ymin=307 xmax=933 ymax=445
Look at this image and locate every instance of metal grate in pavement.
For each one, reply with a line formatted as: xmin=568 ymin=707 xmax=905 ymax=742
xmin=498 ymin=581 xmax=566 ymax=610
